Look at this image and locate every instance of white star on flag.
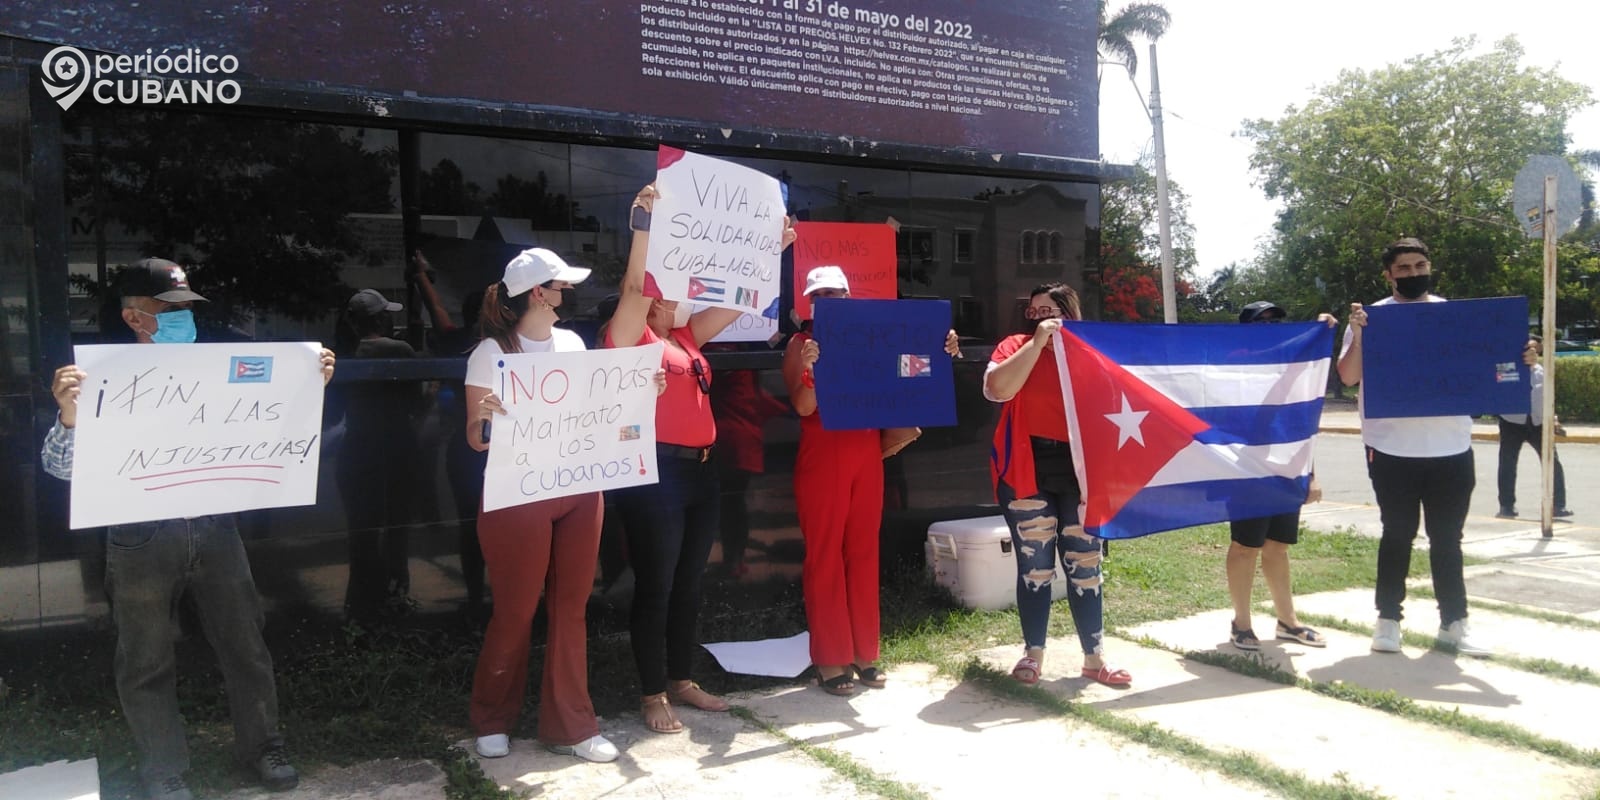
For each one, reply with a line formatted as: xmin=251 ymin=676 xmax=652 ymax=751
xmin=1104 ymin=393 xmax=1149 ymax=449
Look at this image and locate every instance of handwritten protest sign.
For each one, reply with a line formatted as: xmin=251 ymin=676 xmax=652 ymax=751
xmin=1363 ymin=296 xmax=1529 ymax=418
xmin=811 ymin=298 xmax=956 ymax=430
xmin=793 ymin=222 xmax=897 ymax=320
xmin=69 ymin=342 xmax=326 ymax=529
xmin=645 ymin=146 xmax=785 ymax=315
xmin=482 ymin=343 xmax=664 ymax=511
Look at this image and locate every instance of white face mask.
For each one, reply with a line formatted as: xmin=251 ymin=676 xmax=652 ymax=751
xmin=672 ymin=303 xmax=694 ymax=329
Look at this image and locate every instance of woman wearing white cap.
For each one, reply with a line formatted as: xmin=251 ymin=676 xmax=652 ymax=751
xmin=606 ymin=184 xmax=795 ymax=734
xmin=463 ymin=248 xmax=619 ymax=764
xmin=783 ymin=266 xmax=961 ymax=695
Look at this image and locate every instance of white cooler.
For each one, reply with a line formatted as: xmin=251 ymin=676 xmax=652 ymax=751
xmin=925 ymin=516 xmax=1069 ymax=611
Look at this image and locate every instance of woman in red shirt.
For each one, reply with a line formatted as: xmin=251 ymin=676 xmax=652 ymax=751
xmin=607 ymin=184 xmax=795 ymax=733
xmin=984 ymin=282 xmax=1130 ymax=688
xmin=784 ymin=266 xmax=961 ymax=695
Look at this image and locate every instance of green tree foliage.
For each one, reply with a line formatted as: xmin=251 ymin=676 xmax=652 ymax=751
xmin=1095 ymin=163 xmax=1198 ymax=320
xmin=65 ymin=109 xmax=396 ymax=322
xmin=1097 ymin=1 xmax=1171 ymax=78
xmin=1242 ymin=37 xmax=1593 ymax=309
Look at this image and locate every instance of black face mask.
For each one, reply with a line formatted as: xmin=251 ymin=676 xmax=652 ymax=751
xmin=1393 ymin=274 xmax=1430 ymax=299
xmin=553 ymin=287 xmax=580 ymax=321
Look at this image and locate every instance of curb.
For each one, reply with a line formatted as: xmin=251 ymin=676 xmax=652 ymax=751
xmin=1319 ymin=425 xmax=1600 ymax=444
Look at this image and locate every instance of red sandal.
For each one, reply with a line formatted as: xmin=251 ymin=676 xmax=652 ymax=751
xmin=1011 ymin=656 xmax=1042 ymax=685
xmin=1081 ymin=665 xmax=1132 ymax=687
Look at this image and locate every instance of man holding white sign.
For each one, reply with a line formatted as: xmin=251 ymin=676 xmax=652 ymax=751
xmin=42 ymin=259 xmax=336 ymax=800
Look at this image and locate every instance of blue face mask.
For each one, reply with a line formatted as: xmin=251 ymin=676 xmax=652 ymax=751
xmin=146 ymin=309 xmax=197 ymax=344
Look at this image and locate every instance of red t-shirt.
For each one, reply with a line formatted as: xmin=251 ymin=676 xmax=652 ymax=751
xmin=991 ymin=333 xmax=1069 ymax=441
xmin=988 ymin=333 xmax=1070 ymax=499
xmin=606 ymin=324 xmax=716 ymax=447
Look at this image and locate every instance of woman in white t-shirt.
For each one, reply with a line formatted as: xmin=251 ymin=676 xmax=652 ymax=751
xmin=462 ymin=248 xmax=619 ymax=764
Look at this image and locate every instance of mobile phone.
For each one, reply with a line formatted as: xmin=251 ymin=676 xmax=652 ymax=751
xmin=630 ymin=204 xmax=652 ymax=232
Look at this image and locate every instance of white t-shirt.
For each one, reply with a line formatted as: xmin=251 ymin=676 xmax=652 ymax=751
xmin=465 ymin=328 xmax=586 ymax=389
xmin=1339 ymin=294 xmax=1472 ymax=457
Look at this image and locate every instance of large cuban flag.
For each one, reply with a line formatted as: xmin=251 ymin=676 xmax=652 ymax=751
xmin=1053 ymin=321 xmax=1335 ymax=540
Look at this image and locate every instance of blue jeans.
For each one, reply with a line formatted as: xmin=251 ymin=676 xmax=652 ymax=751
xmin=105 ymin=515 xmax=283 ymax=783
xmin=612 ymin=450 xmax=720 ymax=695
xmin=997 ymin=465 xmax=1105 ymax=655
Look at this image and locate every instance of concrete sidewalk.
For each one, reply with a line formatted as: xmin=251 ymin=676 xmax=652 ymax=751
xmin=218 ymin=496 xmax=1600 ymax=800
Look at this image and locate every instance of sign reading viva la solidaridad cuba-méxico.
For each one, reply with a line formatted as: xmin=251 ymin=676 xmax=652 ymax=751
xmin=644 ymin=146 xmax=786 ymax=316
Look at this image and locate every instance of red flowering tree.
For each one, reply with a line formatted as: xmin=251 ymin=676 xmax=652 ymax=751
xmin=1092 ymin=163 xmax=1197 ymax=321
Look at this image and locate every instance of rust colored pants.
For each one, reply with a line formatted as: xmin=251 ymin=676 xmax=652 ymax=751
xmin=469 ymin=491 xmax=602 ymax=746
xmin=795 ymin=426 xmax=884 ymax=667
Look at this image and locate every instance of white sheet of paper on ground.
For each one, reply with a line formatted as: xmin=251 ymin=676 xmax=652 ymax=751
xmin=0 ymin=758 xmax=100 ymax=800
xmin=702 ymin=631 xmax=812 ymax=678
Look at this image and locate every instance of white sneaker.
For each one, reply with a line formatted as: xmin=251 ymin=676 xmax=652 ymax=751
xmin=1371 ymin=618 xmax=1402 ymax=653
xmin=548 ymin=734 xmax=619 ymax=763
xmin=475 ymin=734 xmax=510 ymax=758
xmin=1438 ymin=619 xmax=1491 ymax=657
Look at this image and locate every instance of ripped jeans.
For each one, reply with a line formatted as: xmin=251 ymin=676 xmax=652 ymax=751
xmin=996 ymin=451 xmax=1104 ymax=655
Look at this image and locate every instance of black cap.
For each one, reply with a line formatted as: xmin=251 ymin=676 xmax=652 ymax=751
xmin=116 ymin=258 xmax=207 ymax=303
xmin=1239 ymin=300 xmax=1285 ymax=323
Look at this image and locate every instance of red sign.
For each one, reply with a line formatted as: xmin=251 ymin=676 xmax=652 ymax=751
xmin=792 ymin=222 xmax=897 ymax=321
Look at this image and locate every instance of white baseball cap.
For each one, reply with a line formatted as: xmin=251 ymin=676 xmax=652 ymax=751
xmin=502 ymin=248 xmax=591 ymax=297
xmin=803 ymin=265 xmax=851 ymax=296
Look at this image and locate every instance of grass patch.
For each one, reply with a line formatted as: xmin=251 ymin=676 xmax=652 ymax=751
xmin=730 ymin=706 xmax=929 ymax=800
xmin=880 ymin=524 xmax=1429 ymax=667
xmin=958 ymin=661 xmax=1386 ymax=800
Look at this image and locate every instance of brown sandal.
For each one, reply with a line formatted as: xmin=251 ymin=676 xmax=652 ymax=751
xmin=641 ymin=692 xmax=684 ymax=734
xmin=666 ymin=680 xmax=730 ymax=712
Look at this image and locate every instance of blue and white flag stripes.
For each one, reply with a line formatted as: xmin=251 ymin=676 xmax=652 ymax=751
xmin=1054 ymin=320 xmax=1335 ymax=540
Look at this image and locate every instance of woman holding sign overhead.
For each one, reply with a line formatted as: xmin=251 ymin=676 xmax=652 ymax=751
xmin=984 ymin=282 xmax=1130 ymax=688
xmin=784 ymin=266 xmax=962 ymax=696
xmin=607 ymin=183 xmax=795 ymax=734
xmin=463 ymin=248 xmax=620 ymax=764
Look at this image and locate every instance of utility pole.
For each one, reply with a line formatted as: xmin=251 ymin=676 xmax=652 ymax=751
xmin=1149 ymin=43 xmax=1177 ymax=324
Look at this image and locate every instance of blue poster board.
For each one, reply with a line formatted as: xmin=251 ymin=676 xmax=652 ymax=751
xmin=1363 ymin=296 xmax=1530 ymax=418
xmin=811 ymin=298 xmax=957 ymax=430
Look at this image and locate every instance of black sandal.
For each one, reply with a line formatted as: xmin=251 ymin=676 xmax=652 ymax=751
xmin=818 ymin=670 xmax=856 ymax=696
xmin=851 ymin=664 xmax=887 ymax=689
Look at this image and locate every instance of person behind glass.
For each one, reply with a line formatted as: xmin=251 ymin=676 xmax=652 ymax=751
xmin=464 ymin=248 xmax=619 ymax=764
xmin=42 ymin=259 xmax=335 ymax=800
xmin=706 ymin=340 xmax=790 ymax=579
xmin=983 ymin=282 xmax=1131 ymax=688
xmin=336 ymin=288 xmax=422 ymax=621
xmin=412 ymin=251 xmax=491 ymax=620
xmin=1495 ymin=337 xmax=1572 ymax=519
xmin=783 ymin=266 xmax=961 ymax=695
xmin=1338 ymin=237 xmax=1488 ymax=656
xmin=1225 ymin=301 xmax=1331 ymax=651
xmin=606 ymin=183 xmax=796 ymax=733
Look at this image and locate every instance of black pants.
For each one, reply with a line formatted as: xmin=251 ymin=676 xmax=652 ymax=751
xmin=1367 ymin=447 xmax=1473 ymax=625
xmin=1496 ymin=418 xmax=1566 ymax=511
xmin=612 ymin=452 xmax=721 ymax=696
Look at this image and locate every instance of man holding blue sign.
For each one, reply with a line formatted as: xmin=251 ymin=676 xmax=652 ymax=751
xmin=1337 ymin=238 xmax=1489 ymax=657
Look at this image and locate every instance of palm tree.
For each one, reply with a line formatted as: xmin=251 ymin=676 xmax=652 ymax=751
xmin=1097 ymin=1 xmax=1171 ymax=78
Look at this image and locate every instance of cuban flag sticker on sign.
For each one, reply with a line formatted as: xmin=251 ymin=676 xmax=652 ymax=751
xmin=229 ymin=356 xmax=274 ymax=384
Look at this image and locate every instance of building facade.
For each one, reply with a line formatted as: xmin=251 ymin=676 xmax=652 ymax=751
xmin=0 ymin=1 xmax=1108 ymax=631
